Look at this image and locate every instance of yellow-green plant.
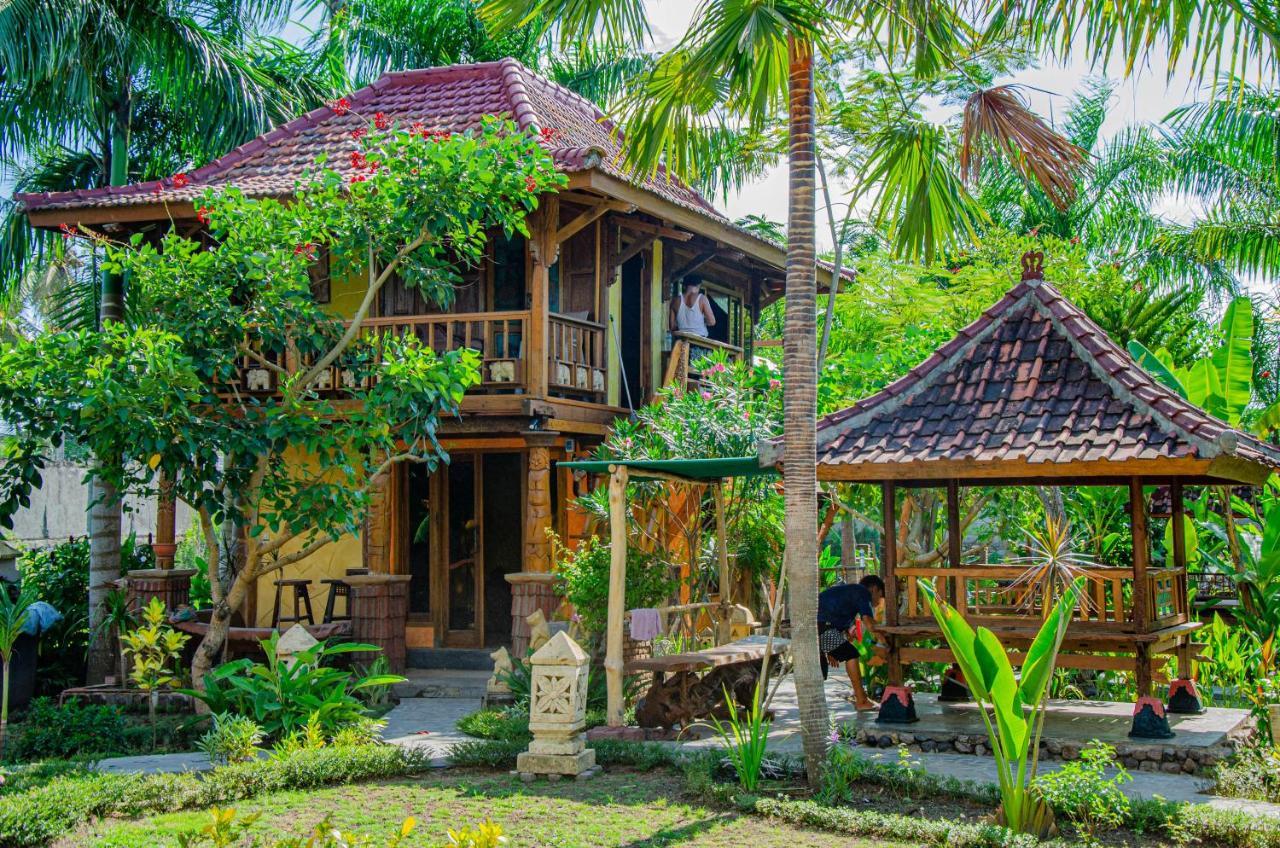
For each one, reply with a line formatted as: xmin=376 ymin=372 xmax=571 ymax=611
xmin=919 ymin=576 xmax=1085 ymax=837
xmin=120 ymin=596 xmax=190 ymax=748
xmin=443 ymin=820 xmax=506 ymax=848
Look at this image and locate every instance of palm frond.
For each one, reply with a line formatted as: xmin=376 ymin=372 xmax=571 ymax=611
xmin=480 ymin=0 xmax=649 ymax=52
xmin=960 ymin=85 xmax=1089 ymax=211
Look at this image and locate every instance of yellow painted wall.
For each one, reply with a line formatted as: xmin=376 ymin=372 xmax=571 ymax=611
xmin=251 ymin=445 xmax=364 ymax=627
xmin=324 ymin=253 xmax=368 ymax=320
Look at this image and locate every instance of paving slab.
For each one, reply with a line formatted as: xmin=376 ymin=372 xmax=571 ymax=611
xmin=380 ymin=696 xmax=483 ymax=766
xmin=93 ymin=751 xmax=213 ymax=774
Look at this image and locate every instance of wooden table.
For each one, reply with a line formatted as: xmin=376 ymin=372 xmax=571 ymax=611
xmin=630 ymin=635 xmax=790 ymax=729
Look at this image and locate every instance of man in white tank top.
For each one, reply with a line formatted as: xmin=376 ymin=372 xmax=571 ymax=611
xmin=669 ymin=280 xmax=716 ymax=337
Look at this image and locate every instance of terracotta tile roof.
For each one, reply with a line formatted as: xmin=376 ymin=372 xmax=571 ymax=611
xmin=792 ymin=279 xmax=1280 ymax=476
xmin=16 ymin=58 xmax=724 ymax=224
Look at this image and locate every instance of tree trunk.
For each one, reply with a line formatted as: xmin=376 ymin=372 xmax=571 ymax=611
xmin=87 ymin=91 xmax=130 ymax=685
xmin=781 ymin=35 xmax=828 ymax=787
xmin=87 ymin=478 xmax=121 ymax=683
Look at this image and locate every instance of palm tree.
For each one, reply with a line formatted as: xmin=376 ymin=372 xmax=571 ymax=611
xmin=1156 ymin=79 xmax=1280 ymax=282
xmin=483 ymin=0 xmax=1087 ymax=785
xmin=0 ymin=0 xmax=323 ymax=683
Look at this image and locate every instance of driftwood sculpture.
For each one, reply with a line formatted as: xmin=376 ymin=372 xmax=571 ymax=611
xmin=634 ymin=657 xmax=777 ymax=730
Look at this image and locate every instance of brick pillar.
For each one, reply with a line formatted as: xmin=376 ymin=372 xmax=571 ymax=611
xmin=153 ymin=475 xmax=177 ymax=569
xmin=126 ymin=568 xmax=197 ymax=615
xmin=347 ymin=574 xmax=410 ymax=672
xmin=506 ymin=573 xmax=559 ymax=657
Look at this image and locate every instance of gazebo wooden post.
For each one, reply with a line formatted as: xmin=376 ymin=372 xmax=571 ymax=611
xmin=878 ymin=481 xmax=917 ymax=722
xmin=605 ymin=464 xmax=629 ymax=728
xmin=1167 ymin=480 xmax=1203 ymax=713
xmin=713 ymin=482 xmax=733 ymax=644
xmin=1129 ymin=477 xmax=1173 ymax=737
xmin=945 ymin=480 xmax=962 ymax=608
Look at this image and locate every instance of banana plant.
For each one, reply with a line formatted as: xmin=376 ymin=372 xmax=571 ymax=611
xmin=918 ymin=576 xmax=1085 ymax=837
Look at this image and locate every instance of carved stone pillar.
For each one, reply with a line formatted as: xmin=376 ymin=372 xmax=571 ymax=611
xmin=153 ymin=475 xmax=177 ymax=569
xmin=524 ymin=442 xmax=554 ymax=574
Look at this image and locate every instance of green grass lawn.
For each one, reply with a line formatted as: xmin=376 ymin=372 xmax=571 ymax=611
xmin=59 ymin=769 xmax=914 ymax=847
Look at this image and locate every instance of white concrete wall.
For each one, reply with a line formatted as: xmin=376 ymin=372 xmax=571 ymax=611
xmin=6 ymin=459 xmax=193 ymax=548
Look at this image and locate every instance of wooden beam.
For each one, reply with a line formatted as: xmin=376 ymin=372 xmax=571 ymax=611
xmin=610 ymin=232 xmax=657 ymax=274
xmin=814 ymin=456 xmax=1260 ymax=484
xmin=668 ymin=249 xmax=720 ymax=285
xmin=946 ymin=479 xmax=962 ymax=606
xmin=1131 ymin=478 xmax=1150 ymax=636
xmin=556 ymin=200 xmax=633 ymax=246
xmin=605 ymin=464 xmax=629 ymax=727
xmin=615 ymin=216 xmax=693 ymax=242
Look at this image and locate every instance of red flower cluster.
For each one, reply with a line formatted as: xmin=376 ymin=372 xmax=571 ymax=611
xmin=59 ymin=223 xmax=78 ymax=240
xmin=410 ymin=121 xmax=425 ymax=135
xmin=374 ymin=112 xmax=389 ymax=130
xmin=1070 ymin=236 xmax=1081 ymax=245
xmin=539 ymin=127 xmax=560 ymax=142
xmin=330 ymin=97 xmax=351 ymax=116
xmin=349 ymin=173 xmax=367 ymax=184
xmin=524 ymin=175 xmax=538 ymax=192
xmin=172 ymin=172 xmax=190 ymax=188
xmin=196 ymin=206 xmax=211 ymax=224
xmin=350 ymin=150 xmax=368 ymax=169
xmin=294 ymin=242 xmax=317 ymax=260
xmin=1263 ymin=370 xmax=1273 ymax=379
xmin=351 ymin=127 xmax=367 ymax=141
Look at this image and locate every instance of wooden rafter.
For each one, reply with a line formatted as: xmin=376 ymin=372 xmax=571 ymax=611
xmin=556 ymin=200 xmax=634 ymax=246
xmin=616 ymin=217 xmax=693 ymax=242
xmin=668 ymin=248 xmax=720 ymax=284
xmin=609 ymin=232 xmax=657 ymax=274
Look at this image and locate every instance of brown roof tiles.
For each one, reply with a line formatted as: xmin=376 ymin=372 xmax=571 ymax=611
xmin=784 ymin=279 xmax=1280 ymax=479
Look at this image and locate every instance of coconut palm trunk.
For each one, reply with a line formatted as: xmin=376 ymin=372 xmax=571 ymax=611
xmin=781 ymin=35 xmax=828 ymax=786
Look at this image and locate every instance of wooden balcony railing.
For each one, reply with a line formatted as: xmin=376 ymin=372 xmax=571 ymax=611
xmin=548 ymin=313 xmax=606 ymax=402
xmin=231 ymin=310 xmax=532 ymax=397
xmin=896 ymin=564 xmax=1189 ymax=631
xmin=662 ymin=331 xmax=744 ymax=393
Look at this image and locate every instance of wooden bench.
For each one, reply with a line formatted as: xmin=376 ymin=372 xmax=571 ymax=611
xmin=629 ymin=635 xmax=789 ymax=729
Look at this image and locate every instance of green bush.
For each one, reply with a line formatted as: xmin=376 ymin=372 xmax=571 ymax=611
xmin=1034 ymin=741 xmax=1131 ymax=838
xmin=751 ymin=797 xmax=1039 ymax=848
xmin=196 ymin=713 xmax=263 ymax=766
xmin=447 ymin=739 xmax=525 ymax=769
xmin=186 ymin=633 xmax=404 ymax=740
xmin=4 ymin=697 xmax=201 ymax=763
xmin=456 ymin=709 xmax=530 ymax=742
xmin=550 ymin=532 xmax=676 ymax=640
xmin=1213 ymin=745 xmax=1280 ymax=804
xmin=0 ymin=743 xmax=430 ymax=847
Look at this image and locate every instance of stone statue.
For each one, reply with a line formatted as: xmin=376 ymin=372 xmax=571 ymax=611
xmin=527 ymin=609 xmax=552 ymax=652
xmin=488 ymin=646 xmax=513 ymax=695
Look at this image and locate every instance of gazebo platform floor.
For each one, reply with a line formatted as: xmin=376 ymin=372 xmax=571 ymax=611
xmin=847 ymin=693 xmax=1251 ymax=771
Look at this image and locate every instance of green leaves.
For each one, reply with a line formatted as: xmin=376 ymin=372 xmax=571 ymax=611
xmin=1211 ymin=297 xmax=1255 ymax=425
xmin=1126 ymin=341 xmax=1187 ymax=397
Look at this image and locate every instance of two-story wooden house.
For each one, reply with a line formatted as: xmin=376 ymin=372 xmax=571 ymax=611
xmin=19 ymin=59 xmax=803 ymax=656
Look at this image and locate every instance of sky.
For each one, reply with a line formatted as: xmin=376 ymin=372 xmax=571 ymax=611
xmin=640 ymin=0 xmax=1208 ymax=248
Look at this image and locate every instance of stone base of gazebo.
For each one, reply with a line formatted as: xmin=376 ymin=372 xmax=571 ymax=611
xmin=852 ymin=693 xmax=1251 ymax=771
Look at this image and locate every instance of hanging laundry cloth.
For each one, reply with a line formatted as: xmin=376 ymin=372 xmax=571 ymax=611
xmin=628 ymin=608 xmax=662 ymax=641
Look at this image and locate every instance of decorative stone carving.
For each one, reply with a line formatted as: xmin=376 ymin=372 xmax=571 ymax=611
xmin=245 ymin=368 xmax=272 ymax=392
xmin=526 ymin=609 xmax=552 ymax=652
xmin=488 ymin=647 xmax=513 ymax=695
xmin=489 ymin=359 xmax=515 ymax=383
xmin=517 ymin=631 xmax=597 ymax=778
xmin=314 ymin=368 xmax=334 ymax=390
xmin=276 ymin=624 xmax=319 ymax=667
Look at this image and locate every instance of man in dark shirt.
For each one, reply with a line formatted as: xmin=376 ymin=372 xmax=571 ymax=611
xmin=817 ymin=575 xmax=885 ymax=710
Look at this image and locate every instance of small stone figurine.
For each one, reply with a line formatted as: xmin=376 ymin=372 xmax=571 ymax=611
xmin=526 ymin=609 xmax=552 ymax=652
xmin=487 ymin=647 xmax=514 ymax=695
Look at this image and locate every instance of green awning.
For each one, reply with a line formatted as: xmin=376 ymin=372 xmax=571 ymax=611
xmin=559 ymin=456 xmax=776 ymax=482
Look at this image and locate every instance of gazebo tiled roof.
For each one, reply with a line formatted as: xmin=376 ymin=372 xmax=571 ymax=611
xmin=764 ymin=275 xmax=1280 ymax=483
xmin=16 ymin=58 xmax=723 ymax=224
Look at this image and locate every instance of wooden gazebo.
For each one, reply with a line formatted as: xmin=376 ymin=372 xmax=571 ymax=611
xmin=762 ymin=256 xmax=1280 ymax=738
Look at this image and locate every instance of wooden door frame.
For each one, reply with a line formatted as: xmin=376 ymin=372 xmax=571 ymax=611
xmin=430 ymin=454 xmax=486 ymax=648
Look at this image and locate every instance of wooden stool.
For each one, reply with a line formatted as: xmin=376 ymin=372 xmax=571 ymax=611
xmin=322 ymin=578 xmax=352 ymax=623
xmin=271 ymin=579 xmax=315 ymax=628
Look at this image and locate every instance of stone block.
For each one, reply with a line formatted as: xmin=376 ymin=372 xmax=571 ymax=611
xmin=516 ymin=748 xmax=597 ymax=777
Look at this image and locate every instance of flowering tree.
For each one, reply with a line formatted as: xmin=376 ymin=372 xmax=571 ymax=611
xmin=0 ymin=113 xmax=565 ymax=681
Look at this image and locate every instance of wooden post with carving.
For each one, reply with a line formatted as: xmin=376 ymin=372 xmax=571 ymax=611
xmin=605 ymin=464 xmax=629 ymax=727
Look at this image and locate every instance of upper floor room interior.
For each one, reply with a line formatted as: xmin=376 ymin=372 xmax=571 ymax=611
xmin=19 ymin=59 xmax=832 ymax=413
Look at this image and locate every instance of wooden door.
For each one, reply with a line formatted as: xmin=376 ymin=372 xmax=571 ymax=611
xmin=430 ymin=455 xmax=484 ymax=647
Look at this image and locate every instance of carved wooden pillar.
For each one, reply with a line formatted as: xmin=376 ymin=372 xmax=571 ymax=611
xmin=527 ymin=197 xmax=559 ymax=399
xmin=508 ymin=433 xmax=562 ymax=655
xmin=153 ymin=474 xmax=177 ymax=569
xmin=362 ymin=468 xmax=393 ymax=573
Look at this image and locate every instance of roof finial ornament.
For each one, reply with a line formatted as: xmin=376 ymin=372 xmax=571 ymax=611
xmin=1020 ymin=250 xmax=1045 ymax=283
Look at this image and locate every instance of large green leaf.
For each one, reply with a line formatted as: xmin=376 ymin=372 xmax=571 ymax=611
xmin=990 ymin=661 xmax=1027 ymax=757
xmin=1179 ymin=359 xmax=1224 ymax=415
xmin=1127 ymin=340 xmax=1187 ymax=397
xmin=1211 ymin=297 xmax=1254 ymax=425
xmin=919 ymin=579 xmax=990 ymax=701
xmin=1253 ymin=399 xmax=1280 ymax=437
xmin=974 ymin=627 xmax=1014 ymax=697
xmin=1017 ymin=577 xmax=1084 ymax=706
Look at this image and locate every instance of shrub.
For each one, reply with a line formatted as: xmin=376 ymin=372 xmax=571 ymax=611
xmin=3 ymin=697 xmax=201 ymax=763
xmin=447 ymin=739 xmax=524 ymax=769
xmin=329 ymin=716 xmax=387 ymax=748
xmin=187 ymin=633 xmax=404 ymax=740
xmin=1213 ymin=745 xmax=1280 ymax=804
xmin=1034 ymin=741 xmax=1131 ymax=839
xmin=550 ymin=532 xmax=677 ymax=641
xmin=177 ymin=808 xmax=421 ymax=847
xmin=196 ymin=714 xmax=263 ymax=766
xmin=0 ymin=744 xmax=431 ymax=847
xmin=457 ymin=709 xmax=529 ymax=742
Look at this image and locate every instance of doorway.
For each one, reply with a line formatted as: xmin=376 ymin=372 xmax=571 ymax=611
xmin=618 ymin=254 xmax=646 ymax=409
xmin=405 ymin=452 xmax=523 ymax=648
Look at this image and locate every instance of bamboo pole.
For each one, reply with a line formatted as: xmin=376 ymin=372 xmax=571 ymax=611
xmin=714 ymin=482 xmax=732 ymax=644
xmin=605 ymin=465 xmax=629 ymax=727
